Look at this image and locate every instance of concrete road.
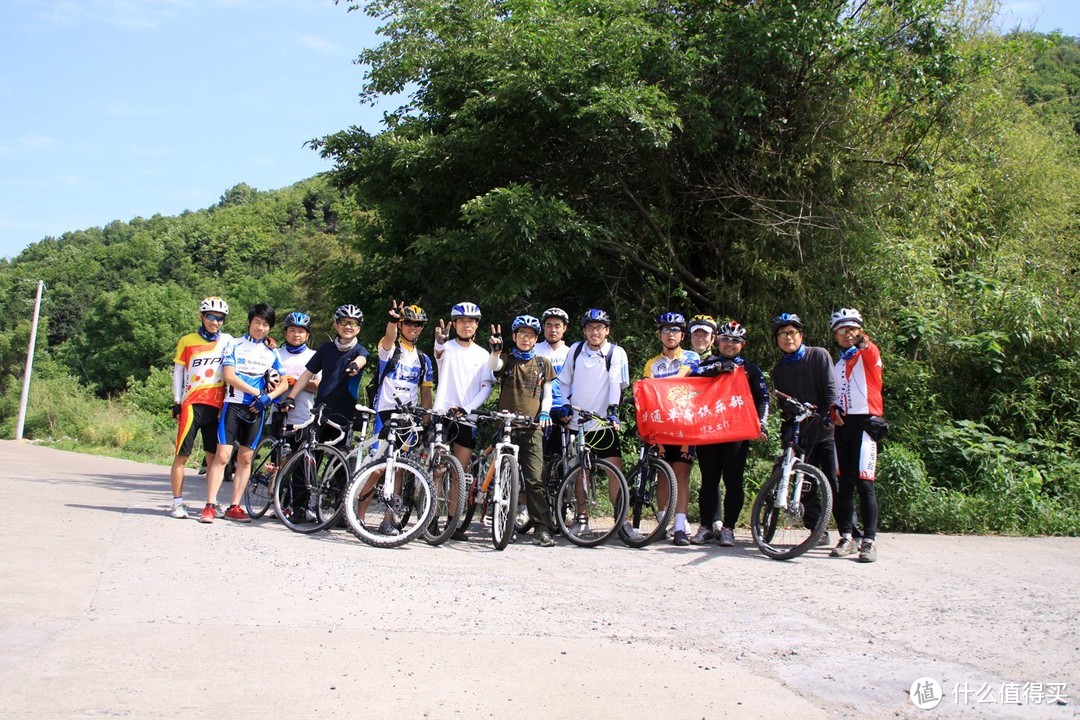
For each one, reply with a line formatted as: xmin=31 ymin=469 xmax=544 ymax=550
xmin=0 ymin=441 xmax=1076 ymax=719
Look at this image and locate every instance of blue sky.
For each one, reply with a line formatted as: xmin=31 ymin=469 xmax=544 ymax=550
xmin=0 ymin=0 xmax=1077 ymax=259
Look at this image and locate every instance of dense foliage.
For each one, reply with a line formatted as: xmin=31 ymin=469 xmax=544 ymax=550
xmin=0 ymin=2 xmax=1075 ymax=534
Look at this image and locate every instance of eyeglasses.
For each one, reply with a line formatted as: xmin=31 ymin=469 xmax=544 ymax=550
xmin=336 ymin=320 xmax=360 ymax=329
xmin=718 ymin=336 xmax=744 ymax=343
xmin=777 ymin=330 xmax=801 ymax=339
xmin=402 ymin=320 xmax=425 ymax=328
xmin=660 ymin=327 xmax=683 ymax=334
xmin=835 ymin=327 xmax=860 ymax=335
xmin=203 ymin=313 xmax=226 ymax=323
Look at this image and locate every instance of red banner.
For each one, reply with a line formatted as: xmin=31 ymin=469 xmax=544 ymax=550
xmin=633 ymin=372 xmax=760 ymax=445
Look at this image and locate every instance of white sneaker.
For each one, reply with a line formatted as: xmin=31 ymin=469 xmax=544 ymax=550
xmin=621 ymin=522 xmax=645 ymax=543
xmin=568 ymin=516 xmax=590 ymax=536
xmin=167 ymin=503 xmax=189 ymax=519
xmin=211 ymin=503 xmax=226 ymax=519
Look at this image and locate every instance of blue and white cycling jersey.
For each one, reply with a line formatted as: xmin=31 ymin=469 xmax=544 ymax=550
xmin=222 ymin=334 xmax=285 ymax=405
xmin=536 ymin=340 xmax=570 ymax=409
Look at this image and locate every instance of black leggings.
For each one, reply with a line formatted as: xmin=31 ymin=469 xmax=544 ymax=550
xmin=697 ymin=441 xmax=749 ymax=529
xmin=835 ymin=417 xmax=880 ymax=540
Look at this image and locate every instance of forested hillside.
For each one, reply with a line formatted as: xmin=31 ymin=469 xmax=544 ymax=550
xmin=0 ymin=0 xmax=1076 ymax=534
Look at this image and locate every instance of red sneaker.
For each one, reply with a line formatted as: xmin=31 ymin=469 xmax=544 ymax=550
xmin=198 ymin=504 xmax=216 ymax=523
xmin=224 ymin=505 xmax=251 ymax=523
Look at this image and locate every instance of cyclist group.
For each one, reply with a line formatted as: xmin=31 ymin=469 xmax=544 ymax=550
xmin=168 ymin=296 xmax=885 ymax=562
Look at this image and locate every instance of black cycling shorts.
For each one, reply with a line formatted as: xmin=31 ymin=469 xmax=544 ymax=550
xmin=659 ymin=444 xmax=696 ymax=466
xmin=217 ymin=403 xmax=266 ymax=450
xmin=584 ymin=427 xmax=622 ymax=460
xmin=175 ymin=403 xmax=220 ymax=457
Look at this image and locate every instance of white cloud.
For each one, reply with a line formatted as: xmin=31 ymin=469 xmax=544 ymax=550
xmin=18 ymin=134 xmax=55 ymax=152
xmin=299 ymin=33 xmax=339 ymax=56
xmin=127 ymin=142 xmax=176 ymax=158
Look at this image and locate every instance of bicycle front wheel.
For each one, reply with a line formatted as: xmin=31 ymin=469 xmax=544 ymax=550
xmin=344 ymin=458 xmax=435 ymax=548
xmin=244 ymin=436 xmax=278 ymax=519
xmin=620 ymin=455 xmax=676 ymax=548
xmin=273 ymin=443 xmax=350 ymax=534
xmin=751 ymin=462 xmax=833 ymax=560
xmin=555 ymin=458 xmax=628 ymax=547
xmin=491 ymin=455 xmax=520 ymax=551
xmin=422 ymin=452 xmax=466 ymax=546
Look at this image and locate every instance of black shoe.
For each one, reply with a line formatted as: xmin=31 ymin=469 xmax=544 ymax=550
xmin=535 ymin=529 xmax=555 ymax=547
xmin=672 ymin=529 xmax=690 ymax=546
xmin=816 ymin=531 xmax=831 ymax=547
xmin=451 ymin=528 xmax=469 ymax=541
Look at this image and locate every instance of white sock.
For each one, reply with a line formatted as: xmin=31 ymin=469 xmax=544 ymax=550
xmin=172 ymin=497 xmax=184 ymax=506
xmin=674 ymin=513 xmax=687 ymax=532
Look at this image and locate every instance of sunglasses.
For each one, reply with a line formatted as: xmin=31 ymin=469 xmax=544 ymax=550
xmin=777 ymin=330 xmax=801 ymax=339
xmin=718 ymin=336 xmax=745 ymax=343
xmin=337 ymin=320 xmax=360 ymax=329
xmin=660 ymin=326 xmax=683 ymax=334
xmin=203 ymin=313 xmax=226 ymax=323
xmin=402 ymin=320 xmax=426 ymax=328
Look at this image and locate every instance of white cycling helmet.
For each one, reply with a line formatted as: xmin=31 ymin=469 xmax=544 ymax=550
xmin=830 ymin=308 xmax=863 ymax=332
xmin=450 ymin=302 xmax=482 ymax=320
xmin=540 ymin=307 xmax=570 ymax=325
xmin=199 ymin=296 xmax=229 ymax=316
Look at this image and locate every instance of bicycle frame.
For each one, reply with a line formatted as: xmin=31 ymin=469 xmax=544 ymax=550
xmin=772 ymin=393 xmax=816 ymax=512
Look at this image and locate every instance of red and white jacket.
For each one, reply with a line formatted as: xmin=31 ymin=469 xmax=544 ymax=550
xmin=834 ymin=341 xmax=883 ymax=417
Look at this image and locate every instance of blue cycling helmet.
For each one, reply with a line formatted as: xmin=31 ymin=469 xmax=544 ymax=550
xmin=580 ymin=308 xmax=611 ymax=328
xmin=451 ymin=302 xmax=482 ymax=320
xmin=772 ymin=312 xmax=804 ymax=335
xmin=512 ymin=315 xmax=542 ymax=334
xmin=283 ymin=311 xmax=312 ymax=330
xmin=655 ymin=312 xmax=687 ymax=330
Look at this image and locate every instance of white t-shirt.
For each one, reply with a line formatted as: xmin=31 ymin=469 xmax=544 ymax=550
xmin=433 ymin=340 xmax=492 ymax=413
xmin=556 ymin=341 xmax=629 ymax=430
xmin=278 ymin=345 xmax=319 ymax=425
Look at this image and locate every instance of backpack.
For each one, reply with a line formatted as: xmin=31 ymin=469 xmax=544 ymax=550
xmin=571 ymin=340 xmax=615 ymax=372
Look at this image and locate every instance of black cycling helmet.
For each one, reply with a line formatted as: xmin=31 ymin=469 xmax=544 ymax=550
xmin=772 ymin=312 xmax=803 ymax=335
xmin=580 ymin=308 xmax=611 ymax=328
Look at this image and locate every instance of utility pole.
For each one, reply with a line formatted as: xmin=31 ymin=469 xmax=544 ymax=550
xmin=15 ymin=280 xmax=45 ymax=441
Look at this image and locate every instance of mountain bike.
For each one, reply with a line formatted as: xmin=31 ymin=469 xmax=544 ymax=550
xmin=457 ymin=410 xmax=533 ymax=550
xmin=271 ymin=405 xmax=366 ymax=534
xmin=242 ymin=409 xmax=312 ymax=519
xmin=552 ymin=407 xmax=629 ymax=548
xmin=750 ymin=391 xmax=834 ymax=560
xmin=618 ymin=441 xmax=677 ymax=548
xmin=343 ymin=405 xmax=435 ymax=548
xmin=412 ymin=408 xmax=467 ymax=546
